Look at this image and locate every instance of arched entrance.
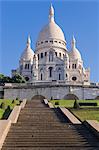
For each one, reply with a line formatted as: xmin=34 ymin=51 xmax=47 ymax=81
xmin=63 ymin=94 xmax=79 ymax=100
xmin=31 ymin=95 xmax=46 ymax=100
xmin=95 ymin=96 xmax=99 ymax=100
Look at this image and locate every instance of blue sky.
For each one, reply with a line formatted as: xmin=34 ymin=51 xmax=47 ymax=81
xmin=0 ymin=0 xmax=99 ymax=82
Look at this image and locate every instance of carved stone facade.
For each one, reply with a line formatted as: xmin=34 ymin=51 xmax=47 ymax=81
xmin=12 ymin=5 xmax=90 ymax=84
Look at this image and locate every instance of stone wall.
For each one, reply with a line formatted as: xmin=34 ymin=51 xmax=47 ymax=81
xmin=4 ymin=83 xmax=99 ymax=100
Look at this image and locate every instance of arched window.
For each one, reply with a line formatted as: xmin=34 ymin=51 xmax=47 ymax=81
xmin=49 ymin=51 xmax=53 ymax=62
xmin=41 ymin=73 xmax=43 ymax=80
xmin=38 ymin=54 xmax=39 ymax=60
xmin=28 ymin=64 xmax=29 ymax=69
xmin=49 ymin=67 xmax=53 ymax=77
xmin=45 ymin=52 xmax=47 ymax=56
xmin=25 ymin=64 xmax=27 ymax=69
xmin=72 ymin=64 xmax=75 ymax=69
xmin=59 ymin=53 xmax=61 ymax=57
xmin=66 ymin=74 xmax=68 ymax=78
xmin=58 ymin=68 xmax=61 ymax=71
xmin=41 ymin=53 xmax=43 ymax=58
xmin=59 ymin=74 xmax=61 ymax=80
xmin=25 ymin=64 xmax=29 ymax=69
xmin=55 ymin=52 xmax=57 ymax=56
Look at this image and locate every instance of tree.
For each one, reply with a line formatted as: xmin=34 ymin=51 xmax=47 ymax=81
xmin=12 ymin=73 xmax=26 ymax=83
xmin=0 ymin=73 xmax=26 ymax=84
xmin=73 ymin=100 xmax=80 ymax=109
xmin=0 ymin=74 xmax=12 ymax=83
xmin=0 ymin=74 xmax=5 ymax=83
xmin=0 ymin=102 xmax=6 ymax=109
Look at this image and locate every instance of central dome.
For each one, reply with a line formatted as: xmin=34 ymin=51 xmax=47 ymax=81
xmin=37 ymin=4 xmax=66 ymax=43
xmin=37 ymin=21 xmax=65 ymax=42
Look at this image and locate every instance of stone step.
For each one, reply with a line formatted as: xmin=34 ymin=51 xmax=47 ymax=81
xmin=3 ymin=142 xmax=93 ymax=147
xmin=2 ymin=99 xmax=99 ymax=149
xmin=2 ymin=146 xmax=98 ymax=150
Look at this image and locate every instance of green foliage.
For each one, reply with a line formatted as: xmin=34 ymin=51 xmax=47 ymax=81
xmin=71 ymin=108 xmax=99 ymax=121
xmin=12 ymin=73 xmax=26 ymax=83
xmin=55 ymin=101 xmax=59 ymax=105
xmin=73 ymin=100 xmax=80 ymax=109
xmin=19 ymin=100 xmax=22 ymax=104
xmin=50 ymin=96 xmax=53 ymax=100
xmin=16 ymin=97 xmax=19 ymax=100
xmin=79 ymin=102 xmax=97 ymax=106
xmin=0 ymin=74 xmax=4 ymax=78
xmin=0 ymin=109 xmax=5 ymax=119
xmin=0 ymin=74 xmax=12 ymax=83
xmin=0 ymin=73 xmax=26 ymax=83
xmin=12 ymin=99 xmax=15 ymax=104
xmin=2 ymin=105 xmax=12 ymax=119
xmin=0 ymin=99 xmax=21 ymax=119
xmin=0 ymin=102 xmax=6 ymax=109
xmin=50 ymin=100 xmax=99 ymax=108
xmin=50 ymin=100 xmax=75 ymax=108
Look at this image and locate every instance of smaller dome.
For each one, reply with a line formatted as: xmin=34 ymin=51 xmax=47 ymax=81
xmin=20 ymin=36 xmax=34 ymax=61
xmin=69 ymin=48 xmax=82 ymax=60
xmin=21 ymin=47 xmax=34 ymax=61
xmin=69 ymin=36 xmax=82 ymax=61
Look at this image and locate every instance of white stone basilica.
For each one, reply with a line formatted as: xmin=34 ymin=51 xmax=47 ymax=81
xmin=12 ymin=5 xmax=90 ymax=83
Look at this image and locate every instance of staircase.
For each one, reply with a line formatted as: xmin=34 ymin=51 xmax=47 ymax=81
xmin=2 ymin=99 xmax=99 ymax=150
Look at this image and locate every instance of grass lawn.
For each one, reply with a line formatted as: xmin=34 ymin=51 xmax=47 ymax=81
xmin=50 ymin=99 xmax=99 ymax=108
xmin=70 ymin=108 xmax=99 ymax=121
xmin=0 ymin=99 xmax=20 ymax=119
xmin=50 ymin=99 xmax=99 ymax=121
xmin=50 ymin=100 xmax=75 ymax=108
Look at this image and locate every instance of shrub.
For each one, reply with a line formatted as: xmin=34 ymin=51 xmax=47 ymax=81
xmin=2 ymin=105 xmax=12 ymax=119
xmin=0 ymin=102 xmax=6 ymax=109
xmin=50 ymin=96 xmax=53 ymax=100
xmin=79 ymin=102 xmax=97 ymax=106
xmin=12 ymin=99 xmax=15 ymax=104
xmin=16 ymin=97 xmax=19 ymax=100
xmin=19 ymin=100 xmax=22 ymax=104
xmin=16 ymin=103 xmax=20 ymax=106
xmin=73 ymin=100 xmax=80 ymax=109
xmin=55 ymin=101 xmax=59 ymax=105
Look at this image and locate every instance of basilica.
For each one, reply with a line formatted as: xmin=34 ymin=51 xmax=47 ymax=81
xmin=12 ymin=4 xmax=90 ymax=83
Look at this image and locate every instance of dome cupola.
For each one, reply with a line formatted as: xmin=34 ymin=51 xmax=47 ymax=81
xmin=69 ymin=36 xmax=82 ymax=61
xmin=20 ymin=35 xmax=34 ymax=61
